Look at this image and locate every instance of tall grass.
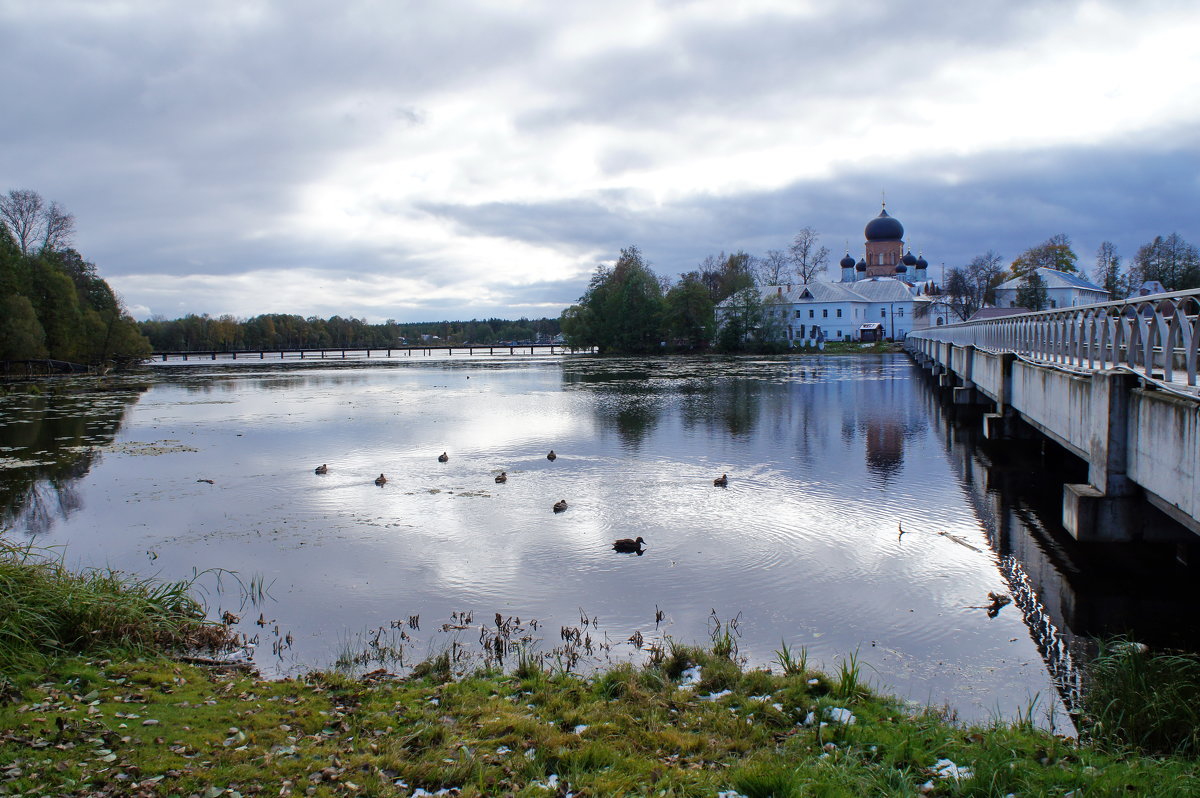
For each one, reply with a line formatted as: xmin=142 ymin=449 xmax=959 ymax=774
xmin=1082 ymin=638 xmax=1200 ymax=757
xmin=0 ymin=540 xmax=227 ymax=671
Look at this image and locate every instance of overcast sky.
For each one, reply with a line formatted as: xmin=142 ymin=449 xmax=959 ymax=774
xmin=2 ymin=0 xmax=1198 ymax=322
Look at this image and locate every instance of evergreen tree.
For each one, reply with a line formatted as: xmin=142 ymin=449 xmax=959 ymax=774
xmin=1014 ymin=270 xmax=1049 ymax=311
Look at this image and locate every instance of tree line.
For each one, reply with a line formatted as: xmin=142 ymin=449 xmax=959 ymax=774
xmin=137 ymin=314 xmax=562 ymax=352
xmin=939 ymin=232 xmax=1200 ymax=321
xmin=0 ymin=190 xmax=150 ymax=366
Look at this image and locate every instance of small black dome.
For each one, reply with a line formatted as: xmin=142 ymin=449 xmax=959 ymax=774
xmin=840 ymin=253 xmax=856 ymax=269
xmin=895 ymin=262 xmax=908 ymax=273
xmin=865 ymin=208 xmax=904 ymax=242
xmin=916 ymin=254 xmax=928 ymax=269
xmin=902 ymin=250 xmax=917 ymax=266
xmin=855 ymin=258 xmax=867 ymax=272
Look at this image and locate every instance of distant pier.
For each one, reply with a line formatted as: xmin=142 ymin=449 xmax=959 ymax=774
xmin=150 ymin=343 xmax=591 ymax=362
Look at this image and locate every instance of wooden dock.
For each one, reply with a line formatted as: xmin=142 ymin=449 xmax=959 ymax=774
xmin=151 ymin=344 xmax=589 ymax=362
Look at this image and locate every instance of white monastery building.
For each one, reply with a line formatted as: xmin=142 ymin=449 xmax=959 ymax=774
xmin=993 ymin=268 xmax=1110 ymax=309
xmin=718 ymin=205 xmax=951 ymax=344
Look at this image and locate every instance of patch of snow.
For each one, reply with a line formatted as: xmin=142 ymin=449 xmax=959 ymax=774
xmin=699 ymin=689 xmax=732 ymax=702
xmin=933 ymin=758 xmax=974 ymax=781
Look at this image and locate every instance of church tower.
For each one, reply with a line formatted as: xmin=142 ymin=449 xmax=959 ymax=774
xmin=863 ymin=204 xmax=904 ymax=278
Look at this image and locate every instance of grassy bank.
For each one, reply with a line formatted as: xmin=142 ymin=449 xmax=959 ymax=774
xmin=2 ymin=547 xmax=1199 ymax=796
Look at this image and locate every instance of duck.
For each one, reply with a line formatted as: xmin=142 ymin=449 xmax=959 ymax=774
xmin=314 ymin=464 xmax=328 ymax=475
xmin=546 ymin=450 xmax=557 ymax=461
xmin=612 ymin=536 xmax=645 ymax=553
xmin=374 ymin=473 xmax=387 ymax=486
xmin=438 ymin=452 xmax=449 ymax=462
xmin=495 ymin=471 xmax=507 ymax=483
xmin=713 ymin=473 xmax=728 ymax=487
xmin=553 ymin=499 xmax=568 ymax=513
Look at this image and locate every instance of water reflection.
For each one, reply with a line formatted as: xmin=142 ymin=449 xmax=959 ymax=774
xmin=1 ymin=356 xmax=1196 ymax=725
xmin=921 ymin=375 xmax=1200 ymax=716
xmin=0 ymin=385 xmax=145 ymax=535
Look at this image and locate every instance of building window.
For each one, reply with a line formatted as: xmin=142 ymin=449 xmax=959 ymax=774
xmin=822 ymin=309 xmax=828 ymax=318
xmin=799 ymin=324 xmax=805 ymax=337
xmin=794 ymin=310 xmax=801 ymax=318
xmin=837 ymin=330 xmax=843 ymax=337
xmin=809 ymin=309 xmax=814 ymax=318
xmin=936 ymin=318 xmax=945 ymax=326
xmin=1050 ymin=300 xmax=1057 ymax=308
xmin=836 ymin=308 xmax=842 ymax=318
xmin=880 ymin=309 xmax=886 ymax=318
xmin=897 ymin=308 xmax=904 ymax=317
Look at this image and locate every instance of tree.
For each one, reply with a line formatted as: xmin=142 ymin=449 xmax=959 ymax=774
xmin=715 ymin=287 xmax=765 ymax=351
xmin=1010 ymin=234 xmax=1078 ymax=279
xmin=560 ymin=246 xmax=665 ymax=353
xmin=0 ymin=295 xmax=48 ymax=360
xmin=40 ymin=201 xmax=75 ymax=254
xmin=788 ymin=227 xmax=830 ymax=284
xmin=939 ymin=250 xmax=1005 ymax=321
xmin=1014 ymin=270 xmax=1049 ymax=311
xmin=0 ymin=190 xmax=74 ymax=255
xmin=693 ymin=251 xmax=756 ymax=304
xmin=1094 ymin=241 xmax=1125 ymax=299
xmin=663 ymin=275 xmax=714 ymax=350
xmin=0 ymin=189 xmax=44 ymax=255
xmin=1131 ymin=233 xmax=1200 ymax=292
xmin=755 ymin=249 xmax=790 ymax=286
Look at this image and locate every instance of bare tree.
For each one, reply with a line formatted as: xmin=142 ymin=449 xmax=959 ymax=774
xmin=0 ymin=189 xmax=75 ymax=255
xmin=788 ymin=227 xmax=830 ymax=284
xmin=41 ymin=201 xmax=75 ymax=253
xmin=755 ymin=249 xmax=790 ymax=285
xmin=0 ymin=189 xmax=44 ymax=255
xmin=942 ymin=250 xmax=1005 ymax=321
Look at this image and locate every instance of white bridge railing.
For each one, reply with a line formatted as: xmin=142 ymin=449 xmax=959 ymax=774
xmin=907 ymin=288 xmax=1200 ymax=394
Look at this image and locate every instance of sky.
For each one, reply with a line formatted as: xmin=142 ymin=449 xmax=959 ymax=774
xmin=2 ymin=0 xmax=1198 ymax=323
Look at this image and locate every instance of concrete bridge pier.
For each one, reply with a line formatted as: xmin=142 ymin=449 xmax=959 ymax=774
xmin=1056 ymin=372 xmax=1185 ymax=543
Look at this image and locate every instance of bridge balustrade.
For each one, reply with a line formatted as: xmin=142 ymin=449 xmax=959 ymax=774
xmin=909 ymin=288 xmax=1200 ymax=394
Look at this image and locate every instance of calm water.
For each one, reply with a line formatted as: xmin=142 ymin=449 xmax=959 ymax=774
xmin=3 ymin=354 xmax=1196 ymax=725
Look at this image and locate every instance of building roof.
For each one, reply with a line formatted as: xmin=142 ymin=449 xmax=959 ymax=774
xmin=968 ymin=307 xmax=1032 ymax=321
xmin=864 ymin=208 xmax=904 ymax=241
xmin=996 ymin=267 xmax=1108 ymax=293
xmin=718 ymin=278 xmax=916 ymax=308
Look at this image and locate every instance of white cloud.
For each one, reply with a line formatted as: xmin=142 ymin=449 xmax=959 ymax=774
xmin=3 ymin=0 xmax=1199 ymax=320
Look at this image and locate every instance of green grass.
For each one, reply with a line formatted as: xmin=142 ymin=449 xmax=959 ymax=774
xmin=2 ymin=551 xmax=1200 ymax=795
xmin=0 ymin=540 xmax=229 ymax=672
xmin=1082 ymin=638 xmax=1200 ymax=757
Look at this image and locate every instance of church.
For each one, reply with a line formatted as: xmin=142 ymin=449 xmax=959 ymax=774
xmin=718 ymin=204 xmax=951 ymax=344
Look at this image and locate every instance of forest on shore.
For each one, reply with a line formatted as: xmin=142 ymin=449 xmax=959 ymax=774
xmin=0 ymin=190 xmax=150 ymax=368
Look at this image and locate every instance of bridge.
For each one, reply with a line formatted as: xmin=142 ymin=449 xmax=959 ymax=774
xmin=151 ymin=343 xmax=589 ymax=362
xmin=906 ymin=287 xmax=1200 ymax=544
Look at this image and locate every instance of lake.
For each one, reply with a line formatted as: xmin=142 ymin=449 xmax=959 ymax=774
xmin=3 ymin=353 xmax=1196 ymax=726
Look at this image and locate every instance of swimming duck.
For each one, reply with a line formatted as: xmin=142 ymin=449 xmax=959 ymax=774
xmin=314 ymin=464 xmax=328 ymax=475
xmin=547 ymin=450 xmax=557 ymax=461
xmin=713 ymin=473 xmax=728 ymax=487
xmin=553 ymin=499 xmax=567 ymax=513
xmin=438 ymin=452 xmax=449 ymax=462
xmin=375 ymin=473 xmax=387 ymax=486
xmin=612 ymin=536 xmax=645 ymax=553
xmin=495 ymin=471 xmax=507 ymax=483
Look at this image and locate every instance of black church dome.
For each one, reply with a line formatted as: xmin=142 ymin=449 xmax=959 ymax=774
xmin=864 ymin=208 xmax=904 ymax=242
xmin=840 ymin=253 xmax=856 ymax=269
xmin=916 ymin=254 xmax=928 ymax=269
xmin=902 ymin=249 xmax=917 ymax=266
xmin=855 ymin=258 xmax=867 ymax=272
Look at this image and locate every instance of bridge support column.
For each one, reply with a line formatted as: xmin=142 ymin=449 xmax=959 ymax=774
xmin=1062 ymin=371 xmax=1139 ymax=542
